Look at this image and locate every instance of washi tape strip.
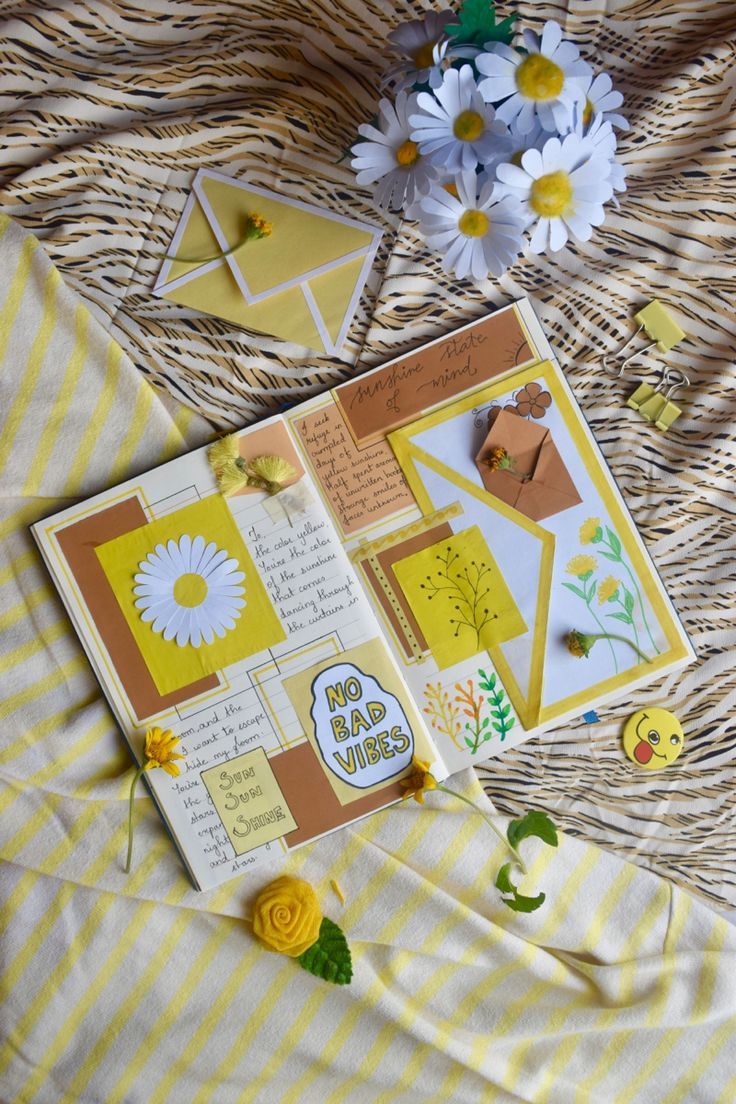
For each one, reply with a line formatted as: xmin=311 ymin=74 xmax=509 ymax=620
xmin=348 ymin=502 xmax=464 ymax=562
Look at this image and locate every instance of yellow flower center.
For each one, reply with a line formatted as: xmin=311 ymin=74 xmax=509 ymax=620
xmin=515 ymin=54 xmax=565 ymax=101
xmin=395 ymin=139 xmax=419 ymax=167
xmin=582 ymin=98 xmax=593 ymax=127
xmin=173 ymin=572 xmax=208 ymax=607
xmin=458 ymin=209 xmax=489 ymax=238
xmin=453 ymin=109 xmax=485 ymax=142
xmin=510 ymin=149 xmax=525 ymax=167
xmin=529 ymin=170 xmax=574 ymax=218
xmin=443 ymin=181 xmax=459 ymax=198
xmin=413 ymin=41 xmax=436 ymax=69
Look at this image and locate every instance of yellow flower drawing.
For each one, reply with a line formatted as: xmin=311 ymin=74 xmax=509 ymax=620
xmin=579 ymin=517 xmax=602 ymax=545
xmin=566 ymin=554 xmax=598 ymax=579
xmin=598 ymin=576 xmax=620 ymax=604
xmin=252 ymin=876 xmax=323 ymax=957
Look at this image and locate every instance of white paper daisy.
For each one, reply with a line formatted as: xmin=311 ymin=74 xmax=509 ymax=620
xmin=352 ymin=92 xmax=438 ymax=211
xmin=496 ymin=132 xmax=613 ymax=253
xmin=577 ymin=71 xmax=628 ymax=131
xmin=574 ymin=113 xmax=627 ymax=202
xmin=409 ymin=65 xmax=512 ymax=174
xmin=476 ymin=20 xmax=591 ymax=134
xmin=415 ymin=171 xmax=526 ymax=280
xmin=134 ymin=535 xmax=246 ymax=648
xmin=384 ymin=11 xmax=478 ymax=91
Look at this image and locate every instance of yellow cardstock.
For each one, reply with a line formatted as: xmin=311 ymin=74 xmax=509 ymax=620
xmin=283 ymin=638 xmax=434 ymax=806
xmin=95 ymin=495 xmax=285 ymax=695
xmin=392 ymin=526 xmax=527 ymax=671
xmin=200 ymin=747 xmax=297 ymax=855
xmin=153 ymin=169 xmax=382 ymax=355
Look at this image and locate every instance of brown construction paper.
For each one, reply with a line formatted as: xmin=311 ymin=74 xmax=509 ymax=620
xmin=55 ymin=498 xmax=219 ymax=720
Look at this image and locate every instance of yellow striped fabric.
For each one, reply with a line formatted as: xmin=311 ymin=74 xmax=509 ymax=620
xmin=1 ymin=216 xmax=735 ymax=1102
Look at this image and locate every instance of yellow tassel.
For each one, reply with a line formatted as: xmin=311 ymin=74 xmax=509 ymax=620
xmin=208 ymin=434 xmax=240 ymax=472
xmin=207 ymin=437 xmax=296 ymax=498
xmin=247 ymin=455 xmax=296 ymax=492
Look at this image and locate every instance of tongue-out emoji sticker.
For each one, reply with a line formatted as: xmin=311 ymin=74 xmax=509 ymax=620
xmin=622 ymin=707 xmax=685 ymax=770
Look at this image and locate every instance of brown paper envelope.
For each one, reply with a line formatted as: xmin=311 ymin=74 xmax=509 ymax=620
xmin=476 ymin=408 xmax=581 ymax=522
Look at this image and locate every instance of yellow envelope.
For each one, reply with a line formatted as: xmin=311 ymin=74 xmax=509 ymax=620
xmin=153 ymin=169 xmax=382 ymax=355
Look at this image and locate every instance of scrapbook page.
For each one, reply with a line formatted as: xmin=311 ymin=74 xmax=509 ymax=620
xmin=33 ymin=298 xmax=694 ymax=889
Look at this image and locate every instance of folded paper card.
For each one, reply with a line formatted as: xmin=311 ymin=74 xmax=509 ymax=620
xmin=475 ymin=408 xmax=581 ymax=522
xmin=153 ymin=169 xmax=383 ymax=356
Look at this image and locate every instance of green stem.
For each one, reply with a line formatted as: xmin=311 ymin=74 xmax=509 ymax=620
xmin=586 ymin=593 xmax=618 ymax=674
xmin=164 ymin=225 xmax=264 ymax=266
xmin=125 ymin=766 xmax=146 ymax=874
xmin=589 ymin=632 xmax=652 ymax=664
xmin=619 ymin=558 xmax=660 ymax=655
xmin=436 ymin=784 xmax=527 ymax=874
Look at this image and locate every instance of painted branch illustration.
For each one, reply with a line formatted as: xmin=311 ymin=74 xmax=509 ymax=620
xmin=454 ymin=679 xmax=490 ymax=755
xmin=423 ymin=682 xmax=463 ymax=750
xmin=419 ymin=545 xmax=498 ymax=649
xmin=477 ymin=669 xmax=515 ymax=741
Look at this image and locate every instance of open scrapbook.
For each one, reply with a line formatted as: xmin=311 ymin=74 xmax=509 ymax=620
xmin=33 ymin=299 xmax=694 ymax=890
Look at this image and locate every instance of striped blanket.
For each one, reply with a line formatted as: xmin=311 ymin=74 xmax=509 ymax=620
xmin=1 ymin=0 xmax=735 ymax=915
xmin=2 ymin=214 xmax=736 ymax=1102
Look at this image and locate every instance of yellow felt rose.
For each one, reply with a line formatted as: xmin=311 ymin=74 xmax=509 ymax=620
xmin=252 ymin=876 xmax=322 ymax=957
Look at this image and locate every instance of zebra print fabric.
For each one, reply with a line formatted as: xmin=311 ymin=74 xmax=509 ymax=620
xmin=1 ymin=0 xmax=734 ymax=913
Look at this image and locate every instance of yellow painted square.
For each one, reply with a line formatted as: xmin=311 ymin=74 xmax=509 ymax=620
xmin=392 ymin=526 xmax=527 ymax=670
xmin=200 ymin=747 xmax=297 ymax=855
xmin=95 ymin=495 xmax=285 ymax=695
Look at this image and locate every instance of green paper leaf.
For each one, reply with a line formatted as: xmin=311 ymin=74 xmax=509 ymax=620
xmin=298 ymin=917 xmax=353 ymax=985
xmin=495 ymin=862 xmax=515 ymax=894
xmin=495 ymin=863 xmax=546 ymax=913
xmin=445 ymin=0 xmax=516 ymax=47
xmin=606 ymin=527 xmax=622 ymax=558
xmin=507 ymin=810 xmax=559 ymax=850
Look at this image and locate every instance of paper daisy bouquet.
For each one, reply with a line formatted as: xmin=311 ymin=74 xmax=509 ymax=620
xmin=350 ymin=3 xmax=627 ymax=281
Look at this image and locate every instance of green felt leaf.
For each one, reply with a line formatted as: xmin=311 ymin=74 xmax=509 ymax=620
xmin=495 ymin=863 xmax=546 ymax=912
xmin=507 ymin=810 xmax=559 ymax=850
xmin=445 ymin=0 xmax=516 ymax=46
xmin=298 ymin=917 xmax=353 ymax=986
xmin=606 ymin=527 xmax=622 ymax=558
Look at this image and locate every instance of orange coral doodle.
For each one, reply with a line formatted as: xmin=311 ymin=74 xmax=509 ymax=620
xmin=454 ymin=679 xmax=491 ymax=755
xmin=423 ymin=682 xmax=462 ymax=750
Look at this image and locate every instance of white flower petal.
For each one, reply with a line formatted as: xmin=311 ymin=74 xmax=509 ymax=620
xmin=541 ymin=20 xmax=563 ymax=56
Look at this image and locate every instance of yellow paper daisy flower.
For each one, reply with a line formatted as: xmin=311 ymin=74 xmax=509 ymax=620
xmin=598 ymin=576 xmax=620 ymax=604
xmin=566 ymin=554 xmax=597 ymax=579
xmin=579 ymin=517 xmax=602 ymax=545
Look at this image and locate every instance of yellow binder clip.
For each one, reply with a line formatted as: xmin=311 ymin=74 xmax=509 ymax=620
xmin=603 ymin=299 xmax=686 ymax=377
xmin=627 ymin=367 xmax=689 ymax=431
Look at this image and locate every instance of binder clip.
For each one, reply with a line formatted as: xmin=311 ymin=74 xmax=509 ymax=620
xmin=603 ymin=299 xmax=686 ymax=377
xmin=627 ymin=366 xmax=689 ymax=431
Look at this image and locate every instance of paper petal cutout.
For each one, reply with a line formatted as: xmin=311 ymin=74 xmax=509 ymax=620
xmin=134 ymin=534 xmax=246 ymax=648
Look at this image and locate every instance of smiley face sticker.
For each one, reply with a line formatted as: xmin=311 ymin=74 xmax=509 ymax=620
xmin=622 ymin=708 xmax=685 ymax=770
